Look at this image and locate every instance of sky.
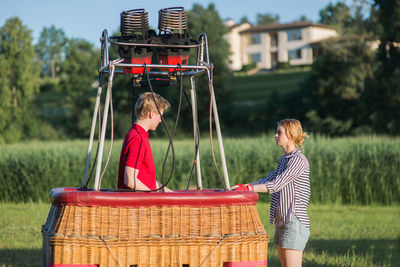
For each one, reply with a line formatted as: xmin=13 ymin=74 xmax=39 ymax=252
xmin=1 ymin=0 xmax=350 ymax=47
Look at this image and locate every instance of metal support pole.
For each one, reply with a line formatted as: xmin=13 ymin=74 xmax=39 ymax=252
xmin=189 ymin=76 xmax=202 ymax=189
xmin=198 ymin=33 xmax=210 ymax=64
xmin=208 ymin=70 xmax=230 ymax=189
xmin=94 ymin=66 xmax=115 ymax=191
xmin=81 ymin=82 xmax=103 ymax=188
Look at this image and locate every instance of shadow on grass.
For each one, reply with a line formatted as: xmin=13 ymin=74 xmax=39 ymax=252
xmin=0 ymin=248 xmax=41 ymax=267
xmin=266 ymin=257 xmax=281 ymax=267
xmin=305 ymin=238 xmax=399 ymax=266
xmin=2 ymin=239 xmax=398 ymax=267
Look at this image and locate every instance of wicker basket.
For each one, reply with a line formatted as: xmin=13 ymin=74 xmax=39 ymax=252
xmin=42 ymin=188 xmax=269 ymax=266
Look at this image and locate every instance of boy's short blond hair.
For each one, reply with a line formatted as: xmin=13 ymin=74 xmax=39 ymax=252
xmin=135 ymin=92 xmax=170 ymax=120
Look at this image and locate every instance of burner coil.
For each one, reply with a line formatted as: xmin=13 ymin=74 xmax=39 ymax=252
xmin=120 ymin=9 xmax=149 ymax=37
xmin=158 ymin=7 xmax=187 ymax=34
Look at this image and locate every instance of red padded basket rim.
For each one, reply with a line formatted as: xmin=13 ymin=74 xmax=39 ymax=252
xmin=49 ymin=187 xmax=259 ymax=208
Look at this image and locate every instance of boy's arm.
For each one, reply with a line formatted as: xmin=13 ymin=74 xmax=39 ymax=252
xmin=124 ymin=166 xmax=151 ymax=190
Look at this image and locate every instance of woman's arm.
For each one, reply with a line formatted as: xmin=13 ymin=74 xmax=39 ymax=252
xmin=251 ymin=182 xmax=269 ymax=193
xmin=263 ymin=156 xmax=306 ymax=193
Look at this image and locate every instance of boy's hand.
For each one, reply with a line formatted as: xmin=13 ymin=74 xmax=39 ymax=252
xmin=163 ymin=187 xmax=174 ymax=192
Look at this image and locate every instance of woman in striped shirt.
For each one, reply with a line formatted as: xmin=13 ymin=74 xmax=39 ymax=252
xmin=232 ymin=119 xmax=310 ymax=267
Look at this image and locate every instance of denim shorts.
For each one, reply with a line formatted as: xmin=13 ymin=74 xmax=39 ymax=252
xmin=274 ymin=216 xmax=310 ymax=251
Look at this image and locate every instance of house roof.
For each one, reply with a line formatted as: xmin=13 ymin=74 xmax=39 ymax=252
xmin=239 ymin=21 xmax=335 ymax=34
xmin=227 ymin=22 xmax=251 ymax=31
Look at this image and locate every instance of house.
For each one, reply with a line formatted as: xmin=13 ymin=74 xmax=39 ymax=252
xmin=225 ymin=20 xmax=338 ymax=71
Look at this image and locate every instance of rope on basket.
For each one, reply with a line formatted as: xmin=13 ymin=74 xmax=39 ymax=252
xmin=199 ymin=235 xmax=227 ymax=267
xmin=174 ymin=235 xmax=181 ymax=266
xmin=98 ymin=236 xmax=124 ymax=267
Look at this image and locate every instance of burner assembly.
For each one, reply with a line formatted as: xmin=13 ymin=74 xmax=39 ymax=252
xmin=116 ymin=7 xmax=196 ymax=76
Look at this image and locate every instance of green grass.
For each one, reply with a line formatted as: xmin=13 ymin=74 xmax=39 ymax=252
xmin=257 ymin=201 xmax=399 ymax=267
xmin=0 ymin=203 xmax=49 ymax=266
xmin=0 ymin=202 xmax=398 ymax=266
xmin=230 ymin=71 xmax=310 ymax=104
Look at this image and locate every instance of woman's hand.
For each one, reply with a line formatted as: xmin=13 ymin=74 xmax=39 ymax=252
xmin=231 ymin=184 xmax=254 ymax=191
xmin=231 ymin=183 xmax=269 ymax=193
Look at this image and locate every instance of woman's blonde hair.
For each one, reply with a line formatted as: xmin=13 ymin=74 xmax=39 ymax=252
xmin=278 ymin=119 xmax=309 ymax=149
xmin=135 ymin=92 xmax=170 ymax=120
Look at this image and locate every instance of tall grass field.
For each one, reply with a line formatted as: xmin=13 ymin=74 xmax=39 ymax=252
xmin=0 ymin=135 xmax=399 ymax=205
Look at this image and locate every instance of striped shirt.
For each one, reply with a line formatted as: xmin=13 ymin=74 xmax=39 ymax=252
xmin=258 ymin=148 xmax=311 ymax=229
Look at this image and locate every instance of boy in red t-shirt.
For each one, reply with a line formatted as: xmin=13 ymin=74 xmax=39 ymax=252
xmin=118 ymin=92 xmax=173 ymax=192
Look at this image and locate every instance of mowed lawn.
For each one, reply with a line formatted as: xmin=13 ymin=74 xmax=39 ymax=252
xmin=0 ymin=202 xmax=398 ymax=267
xmin=230 ymin=71 xmax=310 ymax=105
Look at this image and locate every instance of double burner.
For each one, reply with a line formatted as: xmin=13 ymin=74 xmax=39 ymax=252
xmin=117 ymin=7 xmax=193 ymax=75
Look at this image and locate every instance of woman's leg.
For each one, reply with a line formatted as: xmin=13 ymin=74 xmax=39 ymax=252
xmin=275 ymin=216 xmax=308 ymax=266
xmin=277 ymin=245 xmax=287 ymax=267
xmin=283 ymin=248 xmax=303 ymax=267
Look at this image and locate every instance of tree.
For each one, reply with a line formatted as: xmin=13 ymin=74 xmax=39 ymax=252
xmin=36 ymin=25 xmax=67 ymax=79
xmin=300 ymin=36 xmax=376 ymax=136
xmin=296 ymin=15 xmax=313 ymax=23
xmin=366 ymin=0 xmax=400 ymax=134
xmin=59 ymin=38 xmax=98 ymax=137
xmin=0 ymin=17 xmax=40 ymax=143
xmin=300 ymin=0 xmax=378 ymax=136
xmin=239 ymin=16 xmax=250 ymax=24
xmin=319 ymin=1 xmax=353 ymax=31
xmin=256 ymin=13 xmax=280 ymax=25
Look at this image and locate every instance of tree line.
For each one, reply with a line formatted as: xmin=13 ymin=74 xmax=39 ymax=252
xmin=0 ymin=1 xmax=399 ymax=144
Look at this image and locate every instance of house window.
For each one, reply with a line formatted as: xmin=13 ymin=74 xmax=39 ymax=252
xmin=249 ymin=53 xmax=261 ymax=63
xmin=250 ymin=34 xmax=261 ymax=44
xmin=288 ymin=49 xmax=302 ymax=60
xmin=287 ymin=29 xmax=302 ymax=41
xmin=270 ymin=33 xmax=278 ymax=47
